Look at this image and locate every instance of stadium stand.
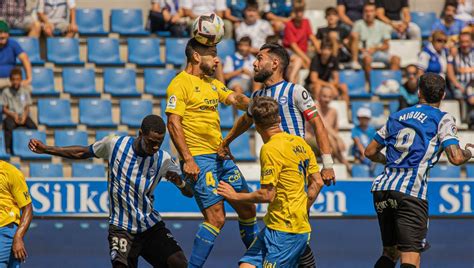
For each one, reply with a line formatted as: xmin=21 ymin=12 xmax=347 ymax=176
xmin=217 ymin=39 xmax=236 ymax=60
xmin=222 ymin=131 xmax=256 ymax=161
xmin=62 ymin=68 xmax=101 ymax=97
xmin=76 ymin=8 xmax=108 ymax=36
xmin=38 ymin=99 xmax=76 ymax=128
xmin=120 ymin=99 xmax=153 ymax=128
xmin=95 ymin=130 xmax=129 ymax=141
xmin=370 ymin=70 xmax=403 ymax=98
xmin=12 ymin=37 xmax=44 ymax=65
xmin=373 ymin=164 xmax=385 ymax=177
xmin=218 ymin=104 xmax=235 ymax=129
xmin=144 ymin=69 xmax=177 ymax=97
xmin=103 ymin=68 xmax=140 ymax=97
xmin=128 ymin=38 xmax=164 ymax=67
xmin=79 ymin=99 xmax=117 ymax=128
xmin=54 ymin=130 xmax=89 ymax=147
xmin=87 ymin=38 xmax=124 ymax=66
xmin=410 ymin=12 xmax=438 ymax=39
xmin=430 ymin=165 xmax=462 ymax=178
xmin=31 ymin=67 xmax=59 ymax=96
xmin=29 ymin=163 xmax=63 ymax=178
xmin=165 ymin=38 xmax=187 ymax=66
xmin=351 ymin=164 xmax=371 ymax=178
xmin=351 ymin=101 xmax=386 ymax=127
xmin=110 ymin=9 xmax=149 ymax=36
xmin=0 ymin=131 xmax=10 ymax=160
xmin=72 ymin=163 xmax=106 ymax=178
xmin=339 ymin=70 xmax=370 ymax=98
xmin=13 ymin=130 xmax=51 ymax=160
xmin=46 ymin=38 xmax=84 ymax=65
xmin=467 ymin=165 xmax=474 ymax=179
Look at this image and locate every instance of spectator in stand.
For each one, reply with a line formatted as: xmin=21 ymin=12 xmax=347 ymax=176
xmin=263 ymin=0 xmax=293 ymax=32
xmin=37 ymin=0 xmax=78 ymax=37
xmin=0 ymin=21 xmax=32 ymax=90
xmin=432 ymin=2 xmax=467 ymax=43
xmin=0 ymin=0 xmax=41 ymax=37
xmin=307 ymin=42 xmax=349 ymax=105
xmin=282 ymin=2 xmax=318 ymax=84
xmin=351 ymin=107 xmax=376 ymax=166
xmin=181 ymin=0 xmax=226 ymax=20
xmin=417 ymin=30 xmax=449 ymax=80
xmin=350 ymin=3 xmax=400 ymax=80
xmin=375 ymin=0 xmax=421 ymax=40
xmin=453 ymin=0 xmax=473 ymax=22
xmin=447 ymin=32 xmax=473 ymax=99
xmin=316 ymin=7 xmax=352 ymax=63
xmin=235 ymin=2 xmax=274 ymax=55
xmin=223 ymin=36 xmax=256 ymax=94
xmin=336 ymin=0 xmax=366 ymax=29
xmin=398 ymin=64 xmax=419 ymax=111
xmin=148 ymin=0 xmax=187 ymax=37
xmin=306 ymin=86 xmax=351 ymax=172
xmin=223 ymin=0 xmax=247 ymax=39
xmin=2 ymin=68 xmax=37 ymax=154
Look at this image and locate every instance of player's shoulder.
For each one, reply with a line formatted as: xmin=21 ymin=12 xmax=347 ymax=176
xmin=0 ymin=161 xmax=23 ymax=180
xmin=168 ymin=71 xmax=187 ymax=85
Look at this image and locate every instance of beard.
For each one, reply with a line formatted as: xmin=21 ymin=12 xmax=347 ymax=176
xmin=254 ymin=68 xmax=273 ymax=83
xmin=200 ymin=62 xmax=215 ymax=76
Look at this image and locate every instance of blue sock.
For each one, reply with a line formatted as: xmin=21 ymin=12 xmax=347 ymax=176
xmin=188 ymin=222 xmax=220 ymax=268
xmin=238 ymin=217 xmax=258 ymax=248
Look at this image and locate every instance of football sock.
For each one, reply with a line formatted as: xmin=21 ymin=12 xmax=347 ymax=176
xmin=374 ymin=256 xmax=396 ymax=268
xmin=188 ymin=222 xmax=220 ymax=268
xmin=298 ymin=245 xmax=316 ymax=267
xmin=400 ymin=264 xmax=416 ymax=268
xmin=238 ymin=217 xmax=258 ymax=248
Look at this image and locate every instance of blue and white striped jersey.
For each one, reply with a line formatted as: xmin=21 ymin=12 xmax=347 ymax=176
xmin=248 ymin=80 xmax=317 ymax=138
xmin=371 ymin=104 xmax=460 ymax=200
xmin=90 ymin=135 xmax=180 ymax=233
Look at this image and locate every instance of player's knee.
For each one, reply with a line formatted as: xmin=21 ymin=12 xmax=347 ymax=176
xmin=167 ymin=251 xmax=188 ymax=268
xmin=383 ymin=246 xmax=400 ymax=262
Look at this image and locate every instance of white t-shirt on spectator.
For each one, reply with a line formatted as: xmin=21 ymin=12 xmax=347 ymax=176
xmin=223 ymin=52 xmax=256 ymax=80
xmin=235 ymin=19 xmax=275 ymax=50
xmin=180 ymin=0 xmax=227 ymax=16
xmin=38 ymin=0 xmax=76 ymax=22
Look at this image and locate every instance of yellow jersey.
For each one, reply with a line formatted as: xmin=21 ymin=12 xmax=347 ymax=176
xmin=165 ymin=71 xmax=233 ymax=157
xmin=260 ymin=132 xmax=319 ymax=234
xmin=0 ymin=161 xmax=31 ymax=227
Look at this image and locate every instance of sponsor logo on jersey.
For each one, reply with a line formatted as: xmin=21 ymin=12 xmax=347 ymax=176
xmin=167 ymin=95 xmax=177 ymax=109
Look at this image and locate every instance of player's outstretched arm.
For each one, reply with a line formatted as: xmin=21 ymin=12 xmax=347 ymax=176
xmin=12 ymin=203 xmax=32 ymax=263
xmin=307 ymin=116 xmax=336 ymax=185
xmin=307 ymin=172 xmax=324 ymax=211
xmin=365 ymin=140 xmax=387 ymax=164
xmin=218 ymin=113 xmax=253 ymax=159
xmin=226 ymin=92 xmax=250 ymax=111
xmin=445 ymin=144 xmax=474 ymax=166
xmin=217 ymin=181 xmax=275 ymax=203
xmin=28 ymin=138 xmax=94 ymax=159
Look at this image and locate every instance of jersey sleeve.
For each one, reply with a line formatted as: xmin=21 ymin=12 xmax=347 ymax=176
xmin=214 ymin=80 xmax=233 ymax=104
xmin=374 ymin=124 xmax=388 ymax=145
xmin=165 ymin=81 xmax=187 ymax=116
xmin=10 ymin=168 xmax=31 ymax=208
xmin=417 ymin=51 xmax=430 ymax=71
xmin=438 ymin=113 xmax=460 ymax=148
xmin=294 ymin=85 xmax=318 ymax=121
xmin=89 ymin=135 xmax=118 ymax=160
xmin=259 ymin=145 xmax=282 ymax=186
xmin=159 ymin=151 xmax=181 ymax=178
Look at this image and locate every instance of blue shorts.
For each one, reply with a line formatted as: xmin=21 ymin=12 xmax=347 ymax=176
xmin=183 ymin=154 xmax=250 ymax=210
xmin=0 ymin=223 xmax=20 ymax=268
xmin=240 ymin=227 xmax=310 ymax=267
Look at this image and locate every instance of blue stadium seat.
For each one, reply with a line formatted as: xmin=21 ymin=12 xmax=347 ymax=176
xmin=72 ymin=163 xmax=106 ymax=178
xmin=161 ymin=134 xmax=173 ymax=154
xmin=12 ymin=37 xmax=44 ymax=65
xmin=222 ymin=131 xmax=256 ymax=161
xmin=467 ymin=164 xmax=474 ymax=179
xmin=165 ymin=38 xmax=187 ymax=66
xmin=351 ymin=101 xmax=385 ymax=127
xmin=128 ymin=38 xmax=164 ymax=66
xmin=13 ymin=130 xmax=51 ymax=160
xmin=120 ymin=99 xmax=153 ymax=128
xmin=87 ymin=38 xmax=124 ymax=65
xmin=430 ymin=165 xmax=461 ymax=178
xmin=62 ymin=68 xmax=100 ymax=97
xmin=55 ymin=130 xmax=88 ymax=147
xmin=11 ymin=162 xmax=21 ymax=170
xmin=38 ymin=99 xmax=76 ymax=127
xmin=30 ymin=163 xmax=63 ymax=178
xmin=47 ymin=38 xmax=84 ymax=65
xmin=217 ymin=39 xmax=236 ymax=60
xmin=0 ymin=131 xmax=10 ymax=160
xmin=144 ymin=69 xmax=177 ymax=97
xmin=389 ymin=101 xmax=399 ymax=114
xmin=76 ymin=8 xmax=107 ymax=35
xmin=160 ymin=99 xmax=168 ymax=122
xmin=79 ymin=99 xmax=116 ymax=128
xmin=95 ymin=130 xmax=129 ymax=141
xmin=219 ymin=104 xmax=234 ymax=129
xmin=352 ymin=164 xmax=371 ymax=178
xmin=103 ymin=68 xmax=140 ymax=97
xmin=410 ymin=12 xmax=437 ymax=39
xmin=31 ymin=67 xmax=59 ymax=96
xmin=9 ymin=29 xmax=26 ymax=36
xmin=370 ymin=70 xmax=402 ymax=98
xmin=110 ymin=9 xmax=149 ymax=36
xmin=339 ymin=70 xmax=370 ymax=98
xmin=372 ymin=164 xmax=385 ymax=177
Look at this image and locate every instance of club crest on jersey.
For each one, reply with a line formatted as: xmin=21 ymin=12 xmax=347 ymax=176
xmin=167 ymin=95 xmax=177 ymax=109
xmin=211 ymin=84 xmax=217 ymax=91
xmin=110 ymin=250 xmax=117 ymax=260
xmin=278 ymin=96 xmax=288 ymax=105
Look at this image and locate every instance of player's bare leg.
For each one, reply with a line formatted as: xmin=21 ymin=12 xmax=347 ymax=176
xmin=400 ymin=252 xmax=420 ymax=268
xmin=375 ymin=246 xmax=400 ymax=268
xmin=227 ymin=189 xmax=258 ymax=248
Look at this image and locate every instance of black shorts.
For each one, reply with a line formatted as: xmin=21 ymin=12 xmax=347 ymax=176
xmin=373 ymin=190 xmax=430 ymax=253
xmin=108 ymin=221 xmax=183 ymax=268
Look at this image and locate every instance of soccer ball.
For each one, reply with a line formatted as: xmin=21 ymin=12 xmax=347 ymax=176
xmin=192 ymin=13 xmax=225 ymax=46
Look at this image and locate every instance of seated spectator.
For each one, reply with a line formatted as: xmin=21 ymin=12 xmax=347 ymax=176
xmin=466 ymin=81 xmax=474 ymax=129
xmin=337 ymin=0 xmax=366 ymax=29
xmin=263 ymin=0 xmax=293 ymax=32
xmin=235 ymin=3 xmax=274 ymax=55
xmin=432 ymin=2 xmax=467 ymax=44
xmin=375 ymin=0 xmax=421 ymax=40
xmin=148 ymin=0 xmax=187 ymax=37
xmin=417 ymin=31 xmax=449 ymax=80
xmin=181 ymin=0 xmax=226 ymax=20
xmin=307 ymin=42 xmax=349 ymax=105
xmin=223 ymin=0 xmax=247 ymax=38
xmin=453 ymin=0 xmax=473 ymax=22
xmin=306 ymin=86 xmax=351 ymax=172
xmin=447 ymin=32 xmax=473 ymax=99
xmin=0 ymin=21 xmax=32 ymax=90
xmin=282 ymin=2 xmax=318 ymax=83
xmin=350 ymin=3 xmax=401 ymax=80
xmin=223 ymin=36 xmax=256 ymax=94
xmin=0 ymin=0 xmax=41 ymax=37
xmin=37 ymin=0 xmax=78 ymax=37
xmin=398 ymin=64 xmax=419 ymax=110
xmin=351 ymin=107 xmax=376 ymax=166
xmin=2 ymin=68 xmax=37 ymax=154
xmin=316 ymin=7 xmax=352 ymax=63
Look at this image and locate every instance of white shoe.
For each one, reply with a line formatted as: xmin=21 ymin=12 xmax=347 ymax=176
xmin=351 ymin=61 xmax=362 ymax=70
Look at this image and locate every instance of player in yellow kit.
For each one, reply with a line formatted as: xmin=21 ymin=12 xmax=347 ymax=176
xmin=0 ymin=161 xmax=33 ymax=267
xmin=218 ymin=96 xmax=325 ymax=267
xmin=165 ymin=38 xmax=257 ymax=267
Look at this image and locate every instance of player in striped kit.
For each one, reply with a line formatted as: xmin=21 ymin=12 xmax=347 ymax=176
xmin=365 ymin=73 xmax=474 ymax=268
xmin=28 ymin=115 xmax=192 ymax=268
xmin=219 ymin=43 xmax=336 ymax=267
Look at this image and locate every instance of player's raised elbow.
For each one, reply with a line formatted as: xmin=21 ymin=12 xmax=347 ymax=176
xmin=447 ymin=153 xmax=466 ymax=166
